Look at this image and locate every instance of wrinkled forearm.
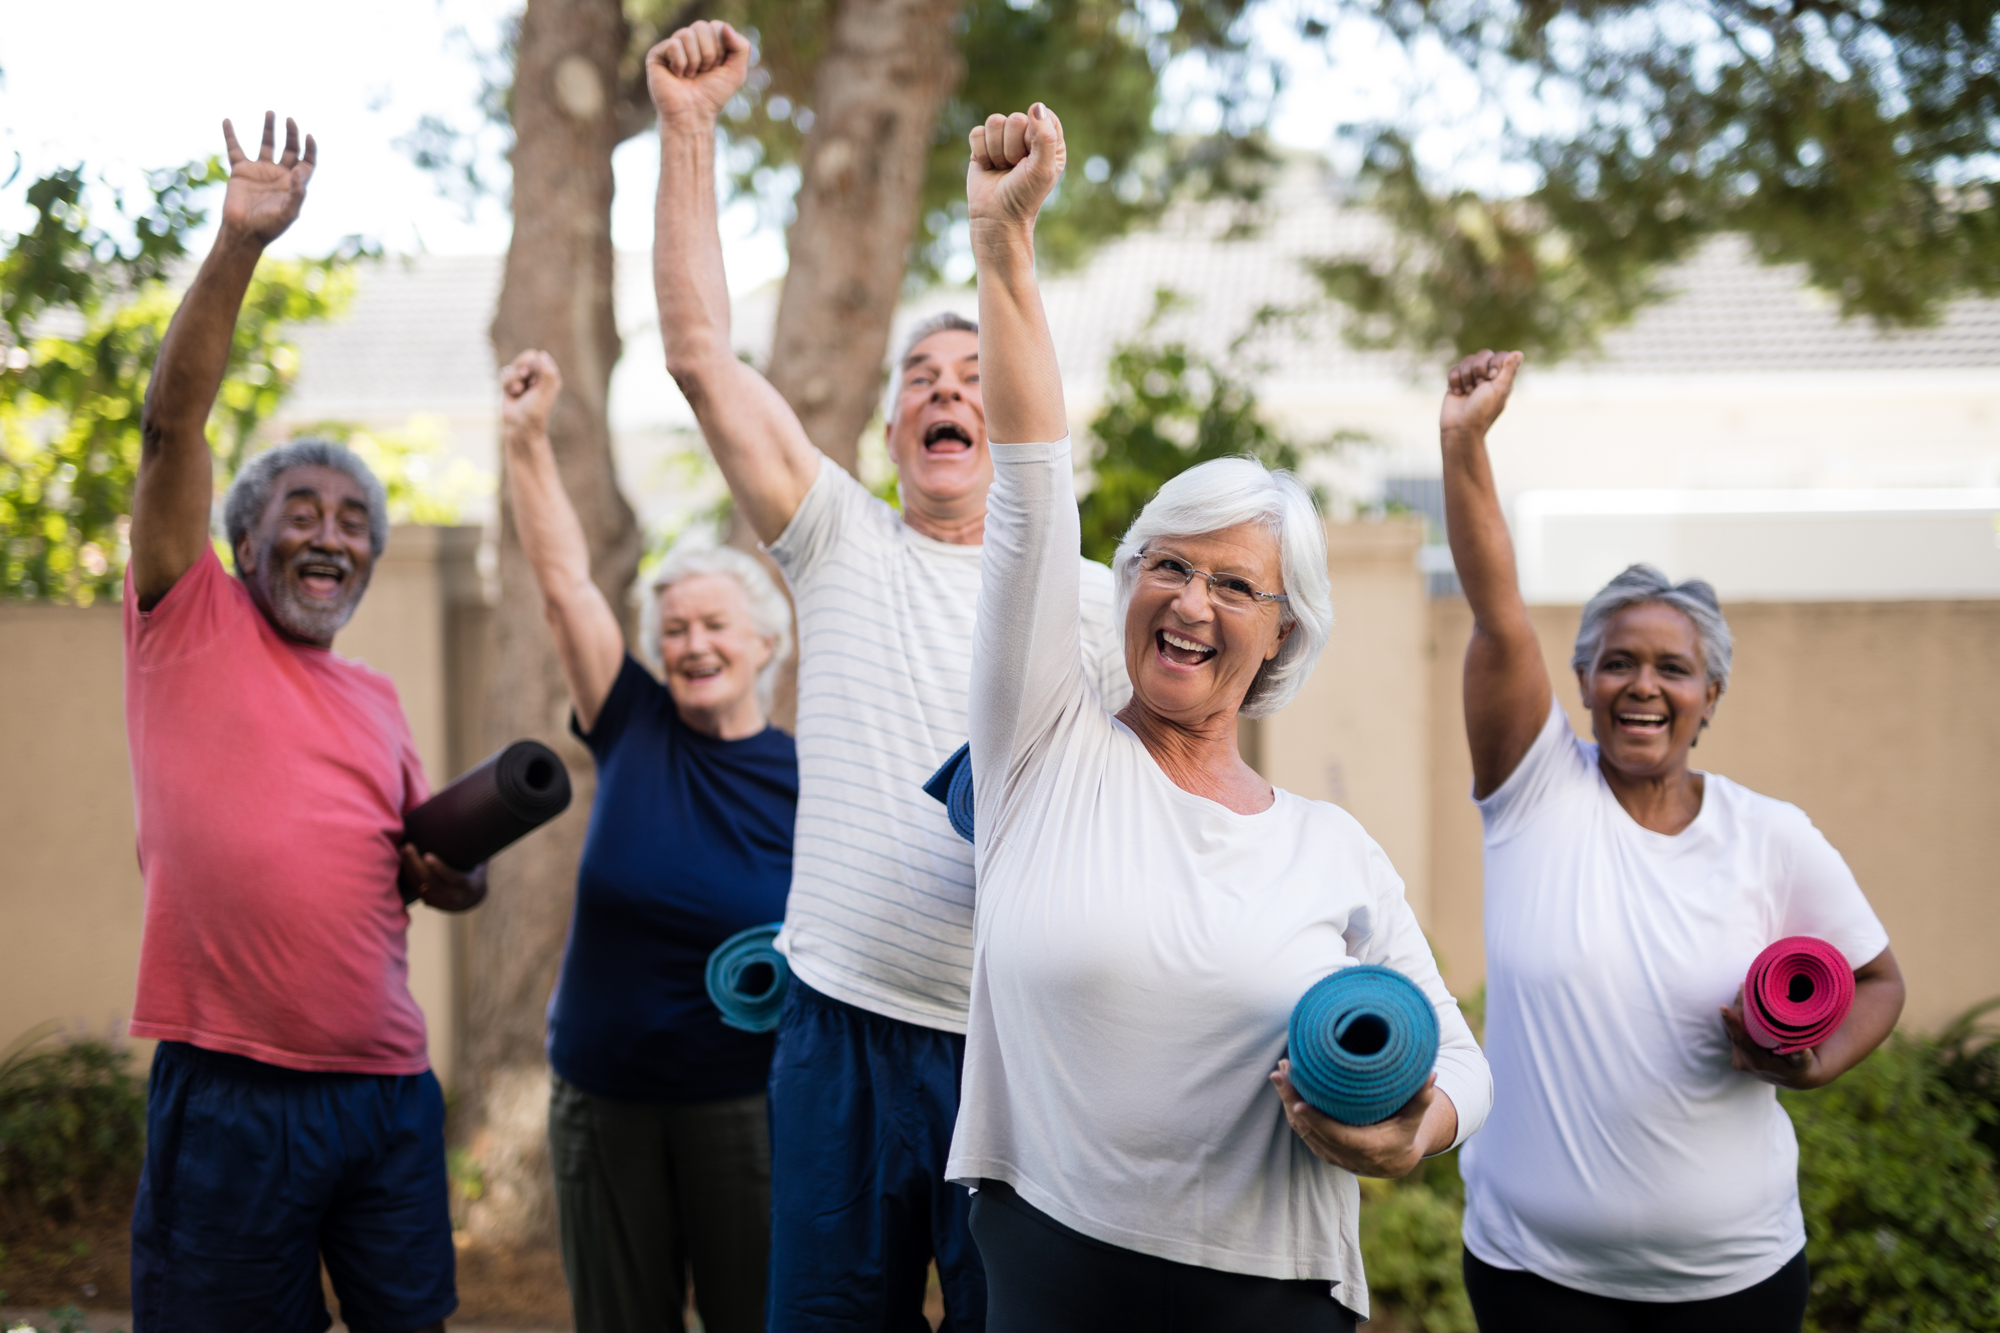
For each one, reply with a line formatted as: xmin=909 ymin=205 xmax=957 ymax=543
xmin=654 ymin=118 xmax=732 ymax=380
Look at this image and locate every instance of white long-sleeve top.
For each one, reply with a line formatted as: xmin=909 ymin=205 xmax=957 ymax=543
xmin=945 ymin=438 xmax=1493 ymax=1318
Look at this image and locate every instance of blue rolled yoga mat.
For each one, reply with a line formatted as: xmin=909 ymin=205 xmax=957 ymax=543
xmin=923 ymin=743 xmax=976 ymax=844
xmin=1287 ymin=964 xmax=1440 ymax=1126
xmin=704 ymin=923 xmax=792 ymax=1033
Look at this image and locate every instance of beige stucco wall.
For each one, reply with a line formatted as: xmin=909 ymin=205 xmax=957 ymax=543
xmin=1262 ymin=517 xmax=1436 ymax=926
xmin=1423 ymin=597 xmax=2000 ymax=1031
xmin=0 ymin=526 xmax=486 ymax=1087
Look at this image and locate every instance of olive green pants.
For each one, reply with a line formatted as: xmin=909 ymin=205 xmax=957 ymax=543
xmin=548 ymin=1075 xmax=771 ymax=1333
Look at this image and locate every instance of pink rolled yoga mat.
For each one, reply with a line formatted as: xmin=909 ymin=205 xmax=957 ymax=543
xmin=1742 ymin=937 xmax=1854 ymax=1054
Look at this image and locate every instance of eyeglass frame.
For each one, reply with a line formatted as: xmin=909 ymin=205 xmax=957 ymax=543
xmin=1133 ymin=545 xmax=1290 ymax=612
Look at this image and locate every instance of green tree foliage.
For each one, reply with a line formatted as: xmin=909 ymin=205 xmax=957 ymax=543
xmin=1785 ymin=1030 xmax=2000 ymax=1332
xmin=0 ymin=1029 xmax=145 ymax=1218
xmin=689 ymin=0 xmax=1270 ymax=280
xmin=1359 ymin=1151 xmax=1476 ymax=1333
xmin=1077 ymin=291 xmax=1326 ymax=564
xmin=0 ymin=164 xmax=360 ymax=605
xmin=1313 ymin=1 xmax=2000 ymax=359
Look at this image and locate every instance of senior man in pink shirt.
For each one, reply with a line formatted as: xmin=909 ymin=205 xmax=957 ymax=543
xmin=122 ymin=113 xmax=482 ymax=1333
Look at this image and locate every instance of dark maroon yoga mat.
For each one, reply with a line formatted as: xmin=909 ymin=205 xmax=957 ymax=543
xmin=1742 ymin=936 xmax=1853 ymax=1054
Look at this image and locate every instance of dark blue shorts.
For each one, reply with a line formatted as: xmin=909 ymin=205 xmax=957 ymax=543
xmin=131 ymin=1041 xmax=456 ymax=1333
xmin=766 ymin=980 xmax=986 ymax=1333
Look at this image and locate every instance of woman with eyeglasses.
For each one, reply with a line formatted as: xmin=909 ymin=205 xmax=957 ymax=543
xmin=942 ymin=102 xmax=1492 ymax=1333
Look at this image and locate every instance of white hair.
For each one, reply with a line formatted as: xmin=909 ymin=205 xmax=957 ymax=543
xmin=638 ymin=543 xmax=793 ymax=714
xmin=1572 ymin=563 xmax=1734 ymax=695
xmin=1110 ymin=457 xmax=1332 ymax=718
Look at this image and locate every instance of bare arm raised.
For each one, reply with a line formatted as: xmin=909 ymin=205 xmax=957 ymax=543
xmin=968 ymin=105 xmax=1068 ymax=446
xmin=648 ymin=21 xmax=820 ymax=545
xmin=499 ymin=350 xmax=626 ymax=732
xmin=1440 ymin=349 xmax=1551 ymax=798
xmin=131 ymin=113 xmax=315 ymax=607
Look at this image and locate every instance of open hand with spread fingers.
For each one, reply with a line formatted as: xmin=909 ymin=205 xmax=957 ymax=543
xmin=220 ymin=112 xmax=316 ymax=246
xmin=968 ymin=103 xmax=1067 ymax=230
xmin=1441 ymin=348 xmax=1523 ymax=442
xmin=647 ymin=20 xmax=751 ymax=128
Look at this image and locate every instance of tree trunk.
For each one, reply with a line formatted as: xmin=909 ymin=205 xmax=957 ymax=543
xmin=763 ymin=0 xmax=967 ymax=473
xmin=464 ymin=0 xmax=640 ymax=1248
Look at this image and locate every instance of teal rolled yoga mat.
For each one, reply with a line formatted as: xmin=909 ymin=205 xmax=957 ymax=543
xmin=1287 ymin=964 xmax=1439 ymax=1126
xmin=705 ymin=923 xmax=792 ymax=1033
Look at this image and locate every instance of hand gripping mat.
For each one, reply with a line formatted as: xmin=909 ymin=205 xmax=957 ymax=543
xmin=1287 ymin=964 xmax=1440 ymax=1126
xmin=1742 ymin=936 xmax=1854 ymax=1054
xmin=401 ymin=739 xmax=573 ymax=892
xmin=705 ymin=923 xmax=792 ymax=1032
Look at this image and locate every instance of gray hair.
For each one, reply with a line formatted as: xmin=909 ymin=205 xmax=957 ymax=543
xmin=1572 ymin=563 xmax=1734 ymax=694
xmin=223 ymin=437 xmax=389 ymax=568
xmin=638 ymin=542 xmax=794 ymax=714
xmin=1111 ymin=457 xmax=1332 ymax=718
xmin=884 ymin=312 xmax=979 ymax=423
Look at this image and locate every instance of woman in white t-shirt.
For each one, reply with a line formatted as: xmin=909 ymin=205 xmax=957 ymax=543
xmin=944 ymin=104 xmax=1493 ymax=1333
xmin=1438 ymin=350 xmax=1906 ymax=1332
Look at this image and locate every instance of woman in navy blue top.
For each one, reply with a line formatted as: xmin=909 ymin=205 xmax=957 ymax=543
xmin=500 ymin=350 xmax=797 ymax=1333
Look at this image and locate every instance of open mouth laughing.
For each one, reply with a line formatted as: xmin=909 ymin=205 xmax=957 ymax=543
xmin=1156 ymin=628 xmax=1216 ymax=667
xmin=1613 ymin=709 xmax=1669 ymax=736
xmin=292 ymin=555 xmax=351 ymax=601
xmin=923 ymin=421 xmax=974 ymax=454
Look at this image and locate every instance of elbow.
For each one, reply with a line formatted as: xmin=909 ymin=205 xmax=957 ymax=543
xmin=665 ymin=357 xmax=723 ymax=416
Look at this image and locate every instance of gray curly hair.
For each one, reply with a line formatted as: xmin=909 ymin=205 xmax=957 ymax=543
xmin=223 ymin=437 xmax=389 ymax=570
xmin=1572 ymin=563 xmax=1734 ymax=694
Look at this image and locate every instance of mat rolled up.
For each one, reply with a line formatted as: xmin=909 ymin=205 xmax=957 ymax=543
xmin=1742 ymin=936 xmax=1854 ymax=1054
xmin=1287 ymin=964 xmax=1440 ymax=1126
xmin=922 ymin=743 xmax=975 ymax=844
xmin=401 ymin=740 xmax=573 ymax=892
xmin=705 ymin=923 xmax=792 ymax=1033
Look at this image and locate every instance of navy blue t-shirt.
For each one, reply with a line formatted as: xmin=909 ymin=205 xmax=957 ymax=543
xmin=546 ymin=655 xmax=798 ymax=1103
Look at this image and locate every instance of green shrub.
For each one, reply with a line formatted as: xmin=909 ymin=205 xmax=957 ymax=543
xmin=1360 ymin=1150 xmax=1475 ymax=1333
xmin=1784 ymin=1029 xmax=2000 ymax=1333
xmin=1360 ymin=1001 xmax=2000 ymax=1333
xmin=0 ymin=1027 xmax=147 ymax=1216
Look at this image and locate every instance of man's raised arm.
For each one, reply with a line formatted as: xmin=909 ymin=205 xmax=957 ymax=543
xmin=648 ymin=21 xmax=820 ymax=545
xmin=131 ymin=113 xmax=315 ymax=608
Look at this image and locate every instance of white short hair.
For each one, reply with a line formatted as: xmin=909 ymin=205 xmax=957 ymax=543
xmin=638 ymin=543 xmax=793 ymax=714
xmin=1110 ymin=457 xmax=1332 ymax=718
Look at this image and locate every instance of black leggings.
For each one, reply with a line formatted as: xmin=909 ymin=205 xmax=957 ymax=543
xmin=968 ymin=1180 xmax=1357 ymax=1333
xmin=1463 ymin=1246 xmax=1809 ymax=1333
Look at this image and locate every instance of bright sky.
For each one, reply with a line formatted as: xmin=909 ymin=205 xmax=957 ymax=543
xmin=0 ymin=1 xmax=1501 ymax=285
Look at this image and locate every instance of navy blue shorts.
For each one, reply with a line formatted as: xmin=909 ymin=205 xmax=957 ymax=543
xmin=131 ymin=1041 xmax=456 ymax=1333
xmin=766 ymin=980 xmax=986 ymax=1332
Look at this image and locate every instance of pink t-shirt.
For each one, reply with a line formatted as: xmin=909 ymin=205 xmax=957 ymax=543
xmin=123 ymin=547 xmax=431 ymax=1073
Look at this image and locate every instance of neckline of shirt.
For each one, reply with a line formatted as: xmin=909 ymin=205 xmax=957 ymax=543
xmin=1586 ymin=744 xmax=1718 ymax=845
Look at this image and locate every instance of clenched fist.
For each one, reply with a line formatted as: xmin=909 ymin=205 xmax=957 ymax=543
xmin=1440 ymin=348 xmax=1522 ymax=441
xmin=500 ymin=349 xmax=563 ymax=440
xmin=968 ymin=103 xmax=1067 ymax=230
xmin=647 ymin=20 xmax=751 ymax=129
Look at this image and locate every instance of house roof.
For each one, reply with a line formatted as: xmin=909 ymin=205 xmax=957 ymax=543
xmin=286 ymin=159 xmax=2000 ymax=432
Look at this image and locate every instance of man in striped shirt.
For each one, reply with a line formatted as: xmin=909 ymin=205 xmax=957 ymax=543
xmin=649 ymin=22 xmax=1129 ymax=1331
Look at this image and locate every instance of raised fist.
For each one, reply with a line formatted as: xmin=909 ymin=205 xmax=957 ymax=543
xmin=1441 ymin=349 xmax=1522 ymax=440
xmin=646 ymin=20 xmax=751 ymax=128
xmin=968 ymin=104 xmax=1067 ymax=229
xmin=219 ymin=113 xmax=316 ymax=246
xmin=500 ymin=349 xmax=563 ymax=439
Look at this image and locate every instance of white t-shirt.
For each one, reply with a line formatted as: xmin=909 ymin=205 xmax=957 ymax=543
xmin=945 ymin=439 xmax=1492 ymax=1319
xmin=765 ymin=455 xmax=1128 ymax=1032
xmin=1460 ymin=702 xmax=1890 ymax=1302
